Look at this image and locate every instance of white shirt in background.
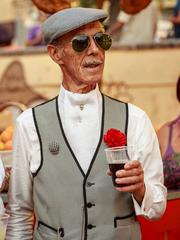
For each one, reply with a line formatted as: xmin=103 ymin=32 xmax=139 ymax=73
xmin=117 ymin=1 xmax=159 ymax=45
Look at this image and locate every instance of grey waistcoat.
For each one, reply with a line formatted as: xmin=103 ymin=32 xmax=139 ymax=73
xmin=32 ymin=94 xmax=141 ymax=240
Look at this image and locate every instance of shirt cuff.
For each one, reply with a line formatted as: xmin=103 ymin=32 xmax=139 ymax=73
xmin=132 ymin=182 xmax=154 ymax=217
xmin=133 ymin=181 xmax=167 ymax=219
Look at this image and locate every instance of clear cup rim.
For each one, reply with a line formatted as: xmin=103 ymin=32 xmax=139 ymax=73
xmin=104 ymin=145 xmax=135 ymax=152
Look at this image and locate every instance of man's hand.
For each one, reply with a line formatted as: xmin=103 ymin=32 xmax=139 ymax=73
xmin=107 ymin=160 xmax=145 ymax=205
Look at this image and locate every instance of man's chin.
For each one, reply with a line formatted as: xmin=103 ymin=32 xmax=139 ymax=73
xmin=84 ymin=75 xmax=102 ymax=85
xmin=79 ymin=84 xmax=97 ymax=93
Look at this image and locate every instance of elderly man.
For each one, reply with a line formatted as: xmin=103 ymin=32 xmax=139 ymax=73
xmin=6 ymin=7 xmax=166 ymax=240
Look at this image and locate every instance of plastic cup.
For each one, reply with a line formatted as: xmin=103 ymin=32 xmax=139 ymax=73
xmin=105 ymin=146 xmax=135 ymax=187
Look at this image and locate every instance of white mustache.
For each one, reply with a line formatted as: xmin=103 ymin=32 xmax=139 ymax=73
xmin=83 ymin=59 xmax=102 ymax=67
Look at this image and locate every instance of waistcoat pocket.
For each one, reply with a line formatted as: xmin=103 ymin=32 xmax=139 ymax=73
xmin=36 ymin=221 xmax=64 ymax=240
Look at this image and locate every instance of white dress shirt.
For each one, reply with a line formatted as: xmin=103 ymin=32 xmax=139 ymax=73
xmin=6 ymin=85 xmax=167 ymax=239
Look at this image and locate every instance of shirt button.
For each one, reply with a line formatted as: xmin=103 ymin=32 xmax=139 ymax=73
xmin=87 ymin=224 xmax=96 ymax=229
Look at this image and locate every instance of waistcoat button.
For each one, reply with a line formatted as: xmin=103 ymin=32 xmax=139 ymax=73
xmin=87 ymin=202 xmax=95 ymax=208
xmin=87 ymin=224 xmax=96 ymax=229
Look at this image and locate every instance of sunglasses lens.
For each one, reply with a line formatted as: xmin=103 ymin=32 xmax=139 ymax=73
xmin=72 ymin=35 xmax=89 ymax=52
xmin=94 ymin=33 xmax=112 ymax=50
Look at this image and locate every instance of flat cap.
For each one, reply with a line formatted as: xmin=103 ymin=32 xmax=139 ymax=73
xmin=42 ymin=7 xmax=108 ymax=44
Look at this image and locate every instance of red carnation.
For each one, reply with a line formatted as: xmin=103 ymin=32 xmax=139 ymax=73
xmin=103 ymin=128 xmax=127 ymax=147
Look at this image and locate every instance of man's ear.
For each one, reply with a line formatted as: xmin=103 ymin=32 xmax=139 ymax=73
xmin=47 ymin=44 xmax=64 ymax=65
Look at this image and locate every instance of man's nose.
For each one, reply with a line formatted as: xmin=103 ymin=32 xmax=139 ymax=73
xmin=87 ymin=37 xmax=99 ymax=54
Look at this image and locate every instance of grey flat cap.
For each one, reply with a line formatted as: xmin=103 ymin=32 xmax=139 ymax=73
xmin=42 ymin=7 xmax=108 ymax=44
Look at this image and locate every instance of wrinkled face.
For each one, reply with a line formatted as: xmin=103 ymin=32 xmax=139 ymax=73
xmin=56 ymin=21 xmax=106 ymax=91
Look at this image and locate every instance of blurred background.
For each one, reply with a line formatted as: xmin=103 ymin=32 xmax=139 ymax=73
xmin=0 ymin=0 xmax=179 ymax=131
xmin=0 ymin=0 xmax=178 ymax=45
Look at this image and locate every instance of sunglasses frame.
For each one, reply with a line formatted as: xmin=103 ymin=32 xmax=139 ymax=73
xmin=71 ymin=32 xmax=112 ymax=52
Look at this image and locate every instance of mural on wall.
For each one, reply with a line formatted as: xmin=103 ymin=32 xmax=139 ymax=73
xmin=0 ymin=60 xmax=47 ymax=107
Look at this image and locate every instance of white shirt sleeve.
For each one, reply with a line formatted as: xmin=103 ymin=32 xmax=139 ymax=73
xmin=6 ymin=115 xmax=34 ymax=240
xmin=127 ymin=104 xmax=167 ymax=219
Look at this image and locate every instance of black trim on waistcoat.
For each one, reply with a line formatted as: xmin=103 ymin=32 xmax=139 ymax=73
xmin=38 ymin=220 xmax=64 ymax=237
xmin=125 ymin=102 xmax=129 ymax=142
xmin=55 ymin=97 xmax=86 ymax=177
xmin=32 ymin=108 xmax=43 ymax=177
xmin=32 ymin=97 xmax=57 ymax=177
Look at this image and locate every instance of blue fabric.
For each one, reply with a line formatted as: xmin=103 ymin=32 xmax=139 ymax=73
xmin=174 ymin=0 xmax=180 ymax=38
xmin=28 ymin=25 xmax=41 ymax=40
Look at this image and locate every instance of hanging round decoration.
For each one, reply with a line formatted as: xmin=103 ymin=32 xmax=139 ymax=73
xmin=32 ymin=0 xmax=71 ymax=14
xmin=120 ymin=0 xmax=152 ymax=15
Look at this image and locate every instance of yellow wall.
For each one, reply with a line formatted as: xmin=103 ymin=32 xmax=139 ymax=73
xmin=103 ymin=48 xmax=180 ymax=129
xmin=0 ymin=0 xmax=15 ymax=22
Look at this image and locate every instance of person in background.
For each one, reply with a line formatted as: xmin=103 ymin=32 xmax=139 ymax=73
xmin=108 ymin=0 xmax=159 ymax=45
xmin=169 ymin=0 xmax=180 ymax=38
xmin=6 ymin=7 xmax=166 ymax=240
xmin=96 ymin=0 xmax=121 ymax=30
xmin=157 ymin=76 xmax=180 ymax=189
xmin=25 ymin=11 xmax=48 ymax=46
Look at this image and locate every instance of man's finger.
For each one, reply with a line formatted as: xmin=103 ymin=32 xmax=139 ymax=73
xmin=124 ymin=160 xmax=140 ymax=169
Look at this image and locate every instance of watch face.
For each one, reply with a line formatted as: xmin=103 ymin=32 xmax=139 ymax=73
xmin=120 ymin=0 xmax=152 ymax=15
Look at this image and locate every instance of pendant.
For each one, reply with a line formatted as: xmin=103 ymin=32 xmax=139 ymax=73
xmin=80 ymin=104 xmax=84 ymax=111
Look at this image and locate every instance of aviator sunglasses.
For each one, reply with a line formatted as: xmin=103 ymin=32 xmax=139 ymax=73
xmin=71 ymin=32 xmax=112 ymax=52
